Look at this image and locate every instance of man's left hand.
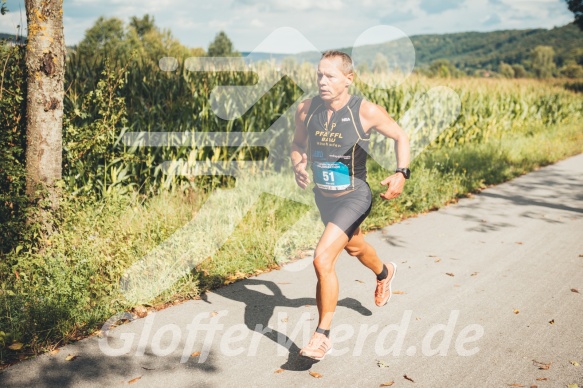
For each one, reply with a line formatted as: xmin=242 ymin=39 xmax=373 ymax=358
xmin=380 ymin=173 xmax=406 ymax=200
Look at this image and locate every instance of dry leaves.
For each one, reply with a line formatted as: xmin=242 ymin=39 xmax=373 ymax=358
xmin=49 ymin=349 xmax=60 ymax=355
xmin=570 ymin=360 xmax=580 ymax=367
xmin=377 ymin=360 xmax=390 ymax=368
xmin=128 ymin=376 xmax=142 ymax=384
xmin=355 ymin=280 xmax=365 ymax=284
xmin=434 ymin=258 xmax=441 ymax=263
xmin=309 ymin=370 xmax=323 ymax=379
xmin=535 ymin=378 xmax=548 ymax=381
xmin=274 ymin=369 xmax=284 ymax=374
xmin=548 ymin=319 xmax=555 ymax=325
xmin=65 ymin=354 xmax=77 ymax=361
xmin=8 ymin=342 xmax=23 ymax=350
xmin=446 ymin=272 xmax=455 ymax=277
xmin=507 ymin=384 xmax=524 ymax=387
xmin=515 ymin=242 xmax=524 ymax=245
xmin=513 ymin=309 xmax=520 ymax=314
xmin=571 ymin=288 xmax=580 ymax=294
xmin=471 ymin=272 xmax=478 ymax=276
xmin=567 ymin=385 xmax=578 ymax=388
xmin=403 ymin=374 xmax=415 ymax=383
xmin=210 ymin=311 xmax=218 ymax=317
xmin=532 ymin=360 xmax=551 ymax=370
xmin=380 ymin=381 xmax=395 ymax=387
xmin=133 ymin=305 xmax=148 ymax=318
xmin=393 ymin=290 xmax=406 ymax=295
xmin=191 ymin=351 xmax=201 ymax=357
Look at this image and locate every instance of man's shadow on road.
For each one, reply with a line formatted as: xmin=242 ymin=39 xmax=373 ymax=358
xmin=202 ymin=278 xmax=372 ymax=371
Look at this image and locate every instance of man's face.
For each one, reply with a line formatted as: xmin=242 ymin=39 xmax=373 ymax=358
xmin=317 ymin=57 xmax=353 ymax=102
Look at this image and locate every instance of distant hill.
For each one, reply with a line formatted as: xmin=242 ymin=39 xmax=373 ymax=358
xmin=0 ymin=32 xmax=24 ymax=43
xmin=406 ymin=23 xmax=582 ymax=72
xmin=245 ymin=23 xmax=582 ymax=75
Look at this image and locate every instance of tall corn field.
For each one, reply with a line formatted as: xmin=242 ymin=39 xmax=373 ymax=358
xmin=62 ymin=56 xmax=582 ymax=197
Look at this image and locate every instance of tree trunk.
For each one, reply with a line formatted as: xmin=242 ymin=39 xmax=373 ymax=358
xmin=24 ymin=0 xmax=65 ymax=217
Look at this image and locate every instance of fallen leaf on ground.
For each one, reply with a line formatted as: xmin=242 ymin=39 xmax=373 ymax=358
xmin=434 ymin=258 xmax=441 ymax=263
xmin=377 ymin=359 xmax=390 ymax=368
xmin=49 ymin=349 xmax=60 ymax=355
xmin=428 ymin=255 xmax=437 ymax=257
xmin=530 ymin=385 xmax=538 ymax=388
xmin=393 ymin=290 xmax=406 ymax=295
xmin=454 ymin=284 xmax=461 ymax=287
xmin=571 ymin=288 xmax=580 ymax=294
xmin=8 ymin=342 xmax=23 ymax=350
xmin=65 ymin=354 xmax=77 ymax=361
xmin=515 ymin=242 xmax=523 ymax=245
xmin=191 ymin=351 xmax=201 ymax=357
xmin=309 ymin=370 xmax=323 ymax=378
xmin=380 ymin=381 xmax=395 ymax=387
xmin=355 ymin=280 xmax=365 ymax=283
xmin=128 ymin=376 xmax=142 ymax=384
xmin=507 ymin=384 xmax=524 ymax=387
xmin=513 ymin=309 xmax=520 ymax=314
xmin=133 ymin=305 xmax=148 ymax=318
xmin=535 ymin=378 xmax=548 ymax=381
xmin=446 ymin=272 xmax=455 ymax=277
xmin=281 ymin=317 xmax=288 ymax=323
xmin=210 ymin=311 xmax=218 ymax=317
xmin=274 ymin=369 xmax=284 ymax=374
xmin=404 ymin=374 xmax=415 ymax=383
xmin=141 ymin=366 xmax=155 ymax=371
xmin=549 ymin=319 xmax=555 ymax=325
xmin=471 ymin=272 xmax=478 ymax=276
xmin=570 ymin=360 xmax=580 ymax=367
xmin=532 ymin=360 xmax=551 ymax=370
xmin=567 ymin=384 xmax=578 ymax=388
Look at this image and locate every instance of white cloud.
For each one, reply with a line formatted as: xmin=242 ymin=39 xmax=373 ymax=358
xmin=250 ymin=19 xmax=264 ymax=28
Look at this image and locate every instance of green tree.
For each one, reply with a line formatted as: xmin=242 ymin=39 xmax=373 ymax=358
xmin=75 ymin=16 xmax=126 ymax=60
xmin=130 ymin=14 xmax=155 ymax=38
xmin=531 ymin=45 xmax=556 ymax=78
xmin=207 ymin=31 xmax=239 ymax=57
xmin=499 ymin=62 xmax=515 ymax=78
xmin=560 ymin=62 xmax=583 ymax=78
xmin=512 ymin=64 xmax=527 ymax=78
xmin=1 ymin=0 xmax=8 ymax=15
xmin=565 ymin=0 xmax=583 ymax=31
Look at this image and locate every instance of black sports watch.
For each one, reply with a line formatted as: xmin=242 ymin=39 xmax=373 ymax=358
xmin=395 ymin=167 xmax=411 ymax=179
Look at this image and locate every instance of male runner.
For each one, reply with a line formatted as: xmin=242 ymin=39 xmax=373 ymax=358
xmin=290 ymin=50 xmax=410 ymax=360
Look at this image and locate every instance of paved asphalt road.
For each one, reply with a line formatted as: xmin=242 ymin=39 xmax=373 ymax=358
xmin=1 ymin=154 xmax=582 ymax=388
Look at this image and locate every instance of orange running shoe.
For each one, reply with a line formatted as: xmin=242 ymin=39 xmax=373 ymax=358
xmin=299 ymin=332 xmax=331 ymax=360
xmin=375 ymin=262 xmax=397 ymax=307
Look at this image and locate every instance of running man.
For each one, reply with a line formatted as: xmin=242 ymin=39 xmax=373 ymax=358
xmin=291 ymin=50 xmax=411 ymax=360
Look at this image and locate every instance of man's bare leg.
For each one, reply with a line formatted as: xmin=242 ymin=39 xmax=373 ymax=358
xmin=313 ymin=222 xmax=350 ymax=330
xmin=345 ymin=228 xmax=394 ymax=275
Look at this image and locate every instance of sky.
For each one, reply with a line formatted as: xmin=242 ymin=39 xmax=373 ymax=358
xmin=0 ymin=0 xmax=575 ymax=54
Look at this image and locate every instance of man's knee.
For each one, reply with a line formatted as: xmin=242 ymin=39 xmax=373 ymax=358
xmin=313 ymin=250 xmax=336 ymax=275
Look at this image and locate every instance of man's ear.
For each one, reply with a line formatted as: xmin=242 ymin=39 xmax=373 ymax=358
xmin=346 ymin=72 xmax=354 ymax=86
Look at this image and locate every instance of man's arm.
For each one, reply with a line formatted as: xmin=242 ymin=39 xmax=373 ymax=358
xmin=360 ymin=100 xmax=410 ymax=200
xmin=291 ymin=99 xmax=312 ymax=189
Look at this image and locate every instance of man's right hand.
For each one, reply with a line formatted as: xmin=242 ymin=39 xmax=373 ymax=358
xmin=293 ymin=153 xmax=310 ymax=189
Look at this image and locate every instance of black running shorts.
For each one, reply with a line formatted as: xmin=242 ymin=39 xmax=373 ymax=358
xmin=313 ymin=182 xmax=372 ymax=239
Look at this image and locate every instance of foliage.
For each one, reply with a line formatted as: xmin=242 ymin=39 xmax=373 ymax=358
xmin=531 ymin=45 xmax=556 ymax=78
xmin=207 ymin=31 xmax=239 ymax=57
xmin=565 ymin=0 xmax=583 ymax=30
xmin=499 ymin=62 xmax=515 ymax=78
xmin=0 ymin=43 xmax=27 ymax=254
